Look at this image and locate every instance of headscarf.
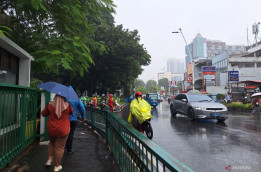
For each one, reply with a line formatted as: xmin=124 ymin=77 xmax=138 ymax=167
xmin=49 ymin=95 xmax=69 ymax=118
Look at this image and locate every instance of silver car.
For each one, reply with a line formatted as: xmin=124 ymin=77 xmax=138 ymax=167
xmin=170 ymin=93 xmax=228 ymax=122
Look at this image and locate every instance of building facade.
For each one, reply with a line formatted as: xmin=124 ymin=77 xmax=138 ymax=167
xmin=185 ymin=33 xmax=247 ymax=90
xmin=167 ymin=58 xmax=185 ymax=74
xmin=212 ymin=43 xmax=258 ymax=87
xmin=0 ymin=36 xmax=33 ymax=86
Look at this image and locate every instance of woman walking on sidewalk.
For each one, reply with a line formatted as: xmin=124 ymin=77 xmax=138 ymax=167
xmin=41 ymin=95 xmax=74 ymax=172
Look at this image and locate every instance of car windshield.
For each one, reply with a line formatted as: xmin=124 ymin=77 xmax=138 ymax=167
xmin=187 ymin=94 xmax=213 ymax=102
xmin=149 ymin=94 xmax=158 ymax=99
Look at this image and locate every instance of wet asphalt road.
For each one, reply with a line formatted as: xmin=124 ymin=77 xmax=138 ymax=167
xmin=151 ymin=100 xmax=261 ymax=172
xmin=120 ymin=100 xmax=261 ymax=172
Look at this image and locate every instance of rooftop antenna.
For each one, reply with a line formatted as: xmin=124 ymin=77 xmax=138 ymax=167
xmin=247 ymin=27 xmax=250 ymax=46
xmin=252 ymin=22 xmax=260 ymax=45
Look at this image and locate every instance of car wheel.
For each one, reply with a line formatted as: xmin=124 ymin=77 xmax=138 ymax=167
xmin=170 ymin=105 xmax=177 ymax=116
xmin=217 ymin=119 xmax=226 ymax=122
xmin=188 ymin=108 xmax=195 ymax=121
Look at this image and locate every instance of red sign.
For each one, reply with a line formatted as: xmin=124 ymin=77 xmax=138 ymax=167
xmin=187 ymin=75 xmax=193 ymax=83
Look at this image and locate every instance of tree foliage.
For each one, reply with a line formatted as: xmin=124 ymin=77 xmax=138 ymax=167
xmin=0 ymin=1 xmax=151 ymax=97
xmin=1 ymin=0 xmax=115 ymax=76
xmin=134 ymin=79 xmax=145 ymax=88
xmin=158 ymin=78 xmax=169 ymax=89
xmin=57 ymin=12 xmax=150 ymax=96
xmin=146 ymin=80 xmax=157 ymax=93
xmin=136 ymin=86 xmax=147 ymax=95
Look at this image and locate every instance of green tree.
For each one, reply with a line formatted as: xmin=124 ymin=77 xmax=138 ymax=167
xmin=146 ymin=80 xmax=157 ymax=93
xmin=1 ymin=1 xmax=151 ymax=97
xmin=1 ymin=0 xmax=115 ymax=78
xmin=134 ymin=79 xmax=145 ymax=88
xmin=136 ymin=86 xmax=147 ymax=95
xmin=59 ymin=22 xmax=150 ymax=96
xmin=158 ymin=78 xmax=169 ymax=90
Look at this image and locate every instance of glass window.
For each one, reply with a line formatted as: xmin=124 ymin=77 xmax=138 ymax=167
xmin=187 ymin=94 xmax=213 ymax=102
xmin=175 ymin=94 xmax=183 ymax=100
xmin=257 ymin=62 xmax=261 ymax=67
xmin=149 ymin=94 xmax=158 ymax=99
xmin=0 ymin=69 xmax=17 ymax=85
xmin=245 ymin=62 xmax=254 ymax=68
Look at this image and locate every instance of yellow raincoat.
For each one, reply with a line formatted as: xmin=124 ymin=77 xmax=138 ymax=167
xmin=128 ymin=98 xmax=152 ymax=124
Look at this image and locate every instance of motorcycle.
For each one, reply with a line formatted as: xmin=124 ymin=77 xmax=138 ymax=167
xmin=130 ymin=117 xmax=153 ymax=139
xmin=100 ymin=100 xmax=109 ymax=110
xmin=114 ymin=100 xmax=122 ymax=112
xmin=141 ymin=119 xmax=153 ymax=139
xmin=167 ymin=97 xmax=171 ymax=104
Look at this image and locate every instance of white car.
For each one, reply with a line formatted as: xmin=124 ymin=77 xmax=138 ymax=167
xmin=170 ymin=93 xmax=228 ymax=122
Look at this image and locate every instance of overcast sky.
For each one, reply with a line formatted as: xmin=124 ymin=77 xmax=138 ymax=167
xmin=113 ymin=0 xmax=261 ymax=83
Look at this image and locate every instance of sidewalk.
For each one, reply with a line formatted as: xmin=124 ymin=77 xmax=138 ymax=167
xmin=3 ymin=122 xmax=119 ymax=172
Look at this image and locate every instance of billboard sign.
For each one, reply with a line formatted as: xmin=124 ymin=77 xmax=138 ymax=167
xmin=202 ymin=66 xmax=216 ymax=75
xmin=229 ymin=71 xmax=239 ymax=81
xmin=187 ymin=75 xmax=193 ymax=83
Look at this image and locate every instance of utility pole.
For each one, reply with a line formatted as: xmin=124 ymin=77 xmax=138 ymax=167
xmin=172 ymin=28 xmax=195 ymax=91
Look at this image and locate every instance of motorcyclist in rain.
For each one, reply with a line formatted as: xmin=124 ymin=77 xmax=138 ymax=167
xmin=100 ymin=96 xmax=108 ymax=110
xmin=128 ymin=92 xmax=153 ymax=132
xmin=167 ymin=95 xmax=171 ymax=104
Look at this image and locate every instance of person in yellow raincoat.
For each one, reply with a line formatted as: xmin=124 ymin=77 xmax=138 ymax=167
xmin=128 ymin=92 xmax=153 ymax=132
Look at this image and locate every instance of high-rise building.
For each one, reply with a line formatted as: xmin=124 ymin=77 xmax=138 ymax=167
xmin=167 ymin=58 xmax=185 ymax=74
xmin=185 ymin=33 xmax=246 ymax=66
xmin=192 ymin=33 xmax=207 ymax=60
xmin=206 ymin=40 xmax=226 ymax=59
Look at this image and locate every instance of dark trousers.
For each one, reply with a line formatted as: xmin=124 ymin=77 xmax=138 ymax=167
xmin=65 ymin=120 xmax=77 ymax=152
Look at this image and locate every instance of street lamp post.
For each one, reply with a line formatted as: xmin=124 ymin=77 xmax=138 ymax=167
xmin=172 ymin=28 xmax=195 ymax=91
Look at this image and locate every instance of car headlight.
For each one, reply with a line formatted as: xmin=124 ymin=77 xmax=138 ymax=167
xmin=194 ymin=107 xmax=206 ymax=110
xmin=223 ymin=107 xmax=227 ymax=111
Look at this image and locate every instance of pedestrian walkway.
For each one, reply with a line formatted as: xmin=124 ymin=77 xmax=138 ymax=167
xmin=3 ymin=122 xmax=119 ymax=172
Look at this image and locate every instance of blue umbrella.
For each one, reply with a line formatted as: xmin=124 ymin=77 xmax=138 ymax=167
xmin=37 ymin=82 xmax=79 ymax=100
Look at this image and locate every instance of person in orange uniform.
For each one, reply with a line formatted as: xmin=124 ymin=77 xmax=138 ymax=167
xmin=108 ymin=94 xmax=114 ymax=112
xmin=92 ymin=96 xmax=97 ymax=108
xmin=41 ymin=95 xmax=74 ymax=172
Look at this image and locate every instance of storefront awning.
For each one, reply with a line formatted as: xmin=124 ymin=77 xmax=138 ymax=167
xmin=244 ymin=85 xmax=258 ymax=89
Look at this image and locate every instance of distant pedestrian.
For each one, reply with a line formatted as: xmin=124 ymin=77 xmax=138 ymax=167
xmin=92 ymin=96 xmax=97 ymax=108
xmin=65 ymin=86 xmax=86 ymax=155
xmin=108 ymin=94 xmax=114 ymax=112
xmin=41 ymin=95 xmax=74 ymax=172
xmin=226 ymin=92 xmax=231 ymax=103
xmin=250 ymin=96 xmax=261 ymax=118
xmin=80 ymin=96 xmax=87 ymax=106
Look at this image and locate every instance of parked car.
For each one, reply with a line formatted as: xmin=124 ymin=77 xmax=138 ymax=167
xmin=170 ymin=93 xmax=228 ymax=122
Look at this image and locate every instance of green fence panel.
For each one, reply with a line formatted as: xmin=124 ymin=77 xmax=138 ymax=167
xmin=0 ymin=83 xmax=46 ymax=171
xmin=85 ymin=106 xmax=193 ymax=172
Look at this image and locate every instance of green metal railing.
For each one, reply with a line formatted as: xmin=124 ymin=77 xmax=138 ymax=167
xmin=0 ymin=82 xmax=193 ymax=171
xmin=0 ymin=83 xmax=46 ymax=170
xmin=85 ymin=107 xmax=193 ymax=172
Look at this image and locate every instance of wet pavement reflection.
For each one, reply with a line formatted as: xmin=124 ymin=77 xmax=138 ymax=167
xmin=149 ymin=101 xmax=261 ymax=172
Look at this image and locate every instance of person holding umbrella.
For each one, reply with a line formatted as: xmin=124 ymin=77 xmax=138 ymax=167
xmin=38 ymin=82 xmax=79 ymax=172
xmin=41 ymin=95 xmax=74 ymax=172
xmin=250 ymin=93 xmax=261 ymax=118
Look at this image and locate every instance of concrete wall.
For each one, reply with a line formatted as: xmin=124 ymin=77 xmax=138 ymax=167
xmin=228 ymin=56 xmax=261 ymax=81
xmin=19 ymin=58 xmax=32 ymax=86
